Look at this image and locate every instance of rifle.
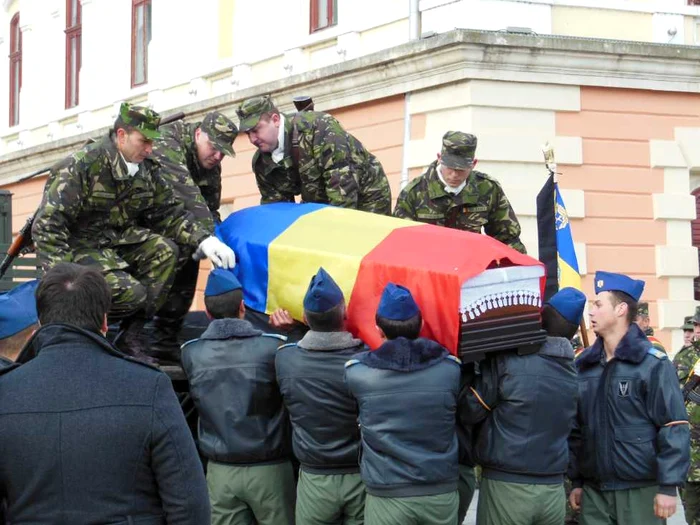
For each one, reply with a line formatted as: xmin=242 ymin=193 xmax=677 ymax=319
xmin=0 ymin=111 xmax=186 ymax=280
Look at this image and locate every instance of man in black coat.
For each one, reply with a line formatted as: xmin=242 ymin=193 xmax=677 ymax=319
xmin=0 ymin=262 xmax=210 ymax=525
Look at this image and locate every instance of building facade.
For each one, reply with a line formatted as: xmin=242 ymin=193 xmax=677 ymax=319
xmin=2 ymin=0 xmax=700 ymax=351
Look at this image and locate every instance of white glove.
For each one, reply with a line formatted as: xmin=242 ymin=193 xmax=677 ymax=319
xmin=195 ymin=236 xmax=236 ymax=269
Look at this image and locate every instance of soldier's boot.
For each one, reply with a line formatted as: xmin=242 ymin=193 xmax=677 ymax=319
xmin=115 ymin=315 xmax=158 ymax=366
xmin=148 ymin=316 xmax=183 ymax=365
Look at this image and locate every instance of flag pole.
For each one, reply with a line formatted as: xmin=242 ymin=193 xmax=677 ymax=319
xmin=541 ymin=143 xmax=589 ymax=348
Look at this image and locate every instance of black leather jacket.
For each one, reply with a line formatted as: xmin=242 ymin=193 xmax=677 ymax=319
xmin=181 ymin=318 xmax=291 ymax=465
xmin=345 ymin=337 xmax=461 ymax=498
xmin=275 ymin=330 xmax=365 ymax=474
xmin=460 ymin=336 xmax=578 ymax=484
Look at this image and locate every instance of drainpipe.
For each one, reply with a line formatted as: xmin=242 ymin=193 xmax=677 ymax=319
xmin=400 ymin=0 xmax=421 ymax=190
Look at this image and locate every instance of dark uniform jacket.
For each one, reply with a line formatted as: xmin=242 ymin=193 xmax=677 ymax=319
xmin=151 ymin=120 xmax=222 ymax=231
xmin=252 ymin=112 xmax=392 ymax=215
xmin=181 ymin=318 xmax=291 ymax=465
xmin=0 ymin=324 xmax=210 ymax=525
xmin=345 ymin=337 xmax=461 ymax=498
xmin=460 ymin=336 xmax=578 ymax=484
xmin=568 ymin=324 xmax=690 ymax=496
xmin=275 ymin=330 xmax=365 ymax=474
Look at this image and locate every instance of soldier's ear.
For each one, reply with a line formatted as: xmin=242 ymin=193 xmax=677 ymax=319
xmin=472 ymin=158 xmax=478 ymax=168
xmin=436 ymin=152 xmax=442 ymax=162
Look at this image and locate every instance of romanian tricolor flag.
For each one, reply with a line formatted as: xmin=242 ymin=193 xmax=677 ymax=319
xmin=218 ymin=203 xmax=542 ymax=354
xmin=536 ymin=174 xmax=581 ymax=301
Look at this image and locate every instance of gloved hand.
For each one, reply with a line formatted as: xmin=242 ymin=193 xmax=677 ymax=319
xmin=693 ymin=358 xmax=700 ymax=378
xmin=194 ymin=236 xmax=236 ymax=269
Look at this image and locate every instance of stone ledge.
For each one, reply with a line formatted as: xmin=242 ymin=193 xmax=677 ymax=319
xmin=4 ymin=29 xmax=700 ymax=183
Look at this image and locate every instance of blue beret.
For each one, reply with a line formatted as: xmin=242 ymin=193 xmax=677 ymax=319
xmin=303 ymin=267 xmax=344 ymax=313
xmin=594 ymin=271 xmax=645 ymax=302
xmin=0 ymin=280 xmax=39 ymax=339
xmin=377 ymin=283 xmax=420 ymax=321
xmin=205 ymin=269 xmax=242 ymax=297
xmin=547 ymin=287 xmax=586 ymax=325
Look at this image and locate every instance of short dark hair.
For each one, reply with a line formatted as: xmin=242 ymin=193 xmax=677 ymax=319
xmin=610 ymin=290 xmax=638 ymax=325
xmin=36 ymin=263 xmax=111 ymax=334
xmin=304 ymin=303 xmax=345 ymax=332
xmin=205 ymin=289 xmax=244 ymax=320
xmin=376 ymin=312 xmax=422 ymax=340
xmin=112 ymin=120 xmax=137 ymax=135
xmin=541 ymin=304 xmax=579 ymax=340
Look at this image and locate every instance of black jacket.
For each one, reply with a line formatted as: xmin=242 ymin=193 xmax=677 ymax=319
xmin=276 ymin=330 xmax=365 ymax=474
xmin=0 ymin=324 xmax=210 ymax=525
xmin=460 ymin=336 xmax=578 ymax=484
xmin=345 ymin=337 xmax=461 ymax=498
xmin=569 ymin=324 xmax=690 ymax=495
xmin=181 ymin=318 xmax=291 ymax=465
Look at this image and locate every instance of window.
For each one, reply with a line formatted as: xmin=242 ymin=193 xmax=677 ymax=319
xmin=65 ymin=0 xmax=81 ymax=109
xmin=8 ymin=13 xmax=21 ymax=127
xmin=131 ymin=0 xmax=152 ymax=87
xmin=310 ymin=0 xmax=337 ymax=33
xmin=690 ymin=0 xmax=700 ymax=5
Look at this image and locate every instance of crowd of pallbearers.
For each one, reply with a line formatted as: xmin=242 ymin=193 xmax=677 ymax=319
xmin=0 ymin=92 xmax=696 ymax=524
xmin=0 ymin=257 xmax=693 ymax=525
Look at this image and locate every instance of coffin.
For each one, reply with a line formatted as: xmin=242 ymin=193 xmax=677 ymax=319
xmin=217 ymin=203 xmax=546 ymax=359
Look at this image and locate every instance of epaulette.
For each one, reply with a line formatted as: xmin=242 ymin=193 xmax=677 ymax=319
xmin=446 ymin=354 xmax=462 ymax=365
xmin=647 ymin=347 xmax=667 ymax=360
xmin=262 ymin=333 xmax=288 ymax=342
xmin=345 ymin=358 xmax=361 ymax=368
xmin=277 ymin=342 xmax=297 ymax=351
xmin=180 ymin=338 xmax=200 ymax=351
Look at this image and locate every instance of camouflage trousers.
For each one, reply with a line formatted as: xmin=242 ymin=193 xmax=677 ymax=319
xmin=154 ymin=255 xmax=199 ymax=325
xmin=72 ymin=233 xmax=179 ymax=320
xmin=681 ymin=482 xmax=700 ymax=525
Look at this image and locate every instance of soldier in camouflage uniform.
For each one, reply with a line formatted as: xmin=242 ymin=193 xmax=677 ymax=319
xmin=684 ymin=315 xmax=696 ymax=349
xmin=636 ymin=302 xmax=667 ymax=354
xmin=394 ymin=131 xmax=526 ymax=254
xmin=236 ymin=95 xmax=391 ymax=215
xmin=149 ymin=111 xmax=238 ymax=360
xmin=673 ymin=309 xmax=700 ymax=525
xmin=32 ymin=103 xmax=236 ymax=361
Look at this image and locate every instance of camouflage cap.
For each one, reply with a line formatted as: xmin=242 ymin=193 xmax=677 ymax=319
xmin=683 ymin=315 xmax=695 ymax=331
xmin=637 ymin=302 xmax=649 ymax=317
xmin=694 ymin=305 xmax=700 ymax=325
xmin=200 ymin=111 xmax=238 ymax=157
xmin=441 ymin=131 xmax=477 ymax=170
xmin=236 ymin=95 xmax=277 ymax=132
xmin=116 ymin=102 xmax=161 ymax=140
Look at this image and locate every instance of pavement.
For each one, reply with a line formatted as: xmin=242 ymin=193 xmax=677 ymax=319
xmin=461 ymin=490 xmax=688 ymax=524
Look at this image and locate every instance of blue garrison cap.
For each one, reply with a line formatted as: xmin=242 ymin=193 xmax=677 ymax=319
xmin=547 ymin=287 xmax=587 ymax=325
xmin=204 ymin=268 xmax=242 ymax=297
xmin=594 ymin=271 xmax=645 ymax=302
xmin=0 ymin=280 xmax=39 ymax=339
xmin=377 ymin=283 xmax=420 ymax=321
xmin=303 ymin=267 xmax=344 ymax=313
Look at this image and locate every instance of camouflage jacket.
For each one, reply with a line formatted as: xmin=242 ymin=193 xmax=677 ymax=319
xmin=252 ymin=112 xmax=392 ymax=215
xmin=151 ymin=120 xmax=220 ymax=232
xmin=394 ymin=161 xmax=526 ymax=253
xmin=32 ymin=133 xmax=210 ymax=270
xmin=673 ymin=342 xmax=700 ymax=482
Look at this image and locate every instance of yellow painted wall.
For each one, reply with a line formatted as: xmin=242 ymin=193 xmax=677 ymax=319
xmin=360 ymin=19 xmax=408 ymax=55
xmin=685 ymin=15 xmax=698 ymax=45
xmin=552 ymin=6 xmax=653 ymax=42
xmin=218 ymin=0 xmax=234 ymax=60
